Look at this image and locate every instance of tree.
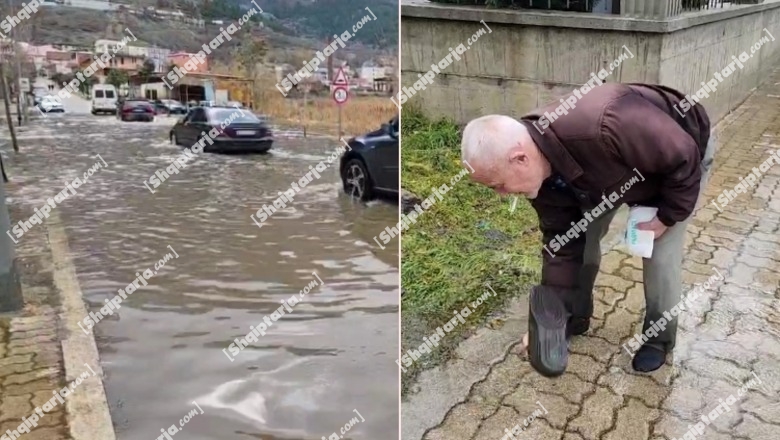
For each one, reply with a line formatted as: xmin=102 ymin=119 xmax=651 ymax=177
xmin=106 ymin=69 xmax=128 ymax=89
xmin=234 ymin=35 xmax=267 ymax=80
xmin=138 ymin=58 xmax=155 ymax=84
xmin=50 ymin=72 xmax=66 ymax=87
xmin=78 ymin=76 xmax=97 ymax=95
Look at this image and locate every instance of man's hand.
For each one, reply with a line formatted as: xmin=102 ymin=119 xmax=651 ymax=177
xmin=636 ymin=216 xmax=669 ymax=239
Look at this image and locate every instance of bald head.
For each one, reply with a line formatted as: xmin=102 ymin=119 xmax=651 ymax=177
xmin=461 ymin=115 xmax=534 ymax=170
xmin=460 ymin=114 xmax=551 ymax=198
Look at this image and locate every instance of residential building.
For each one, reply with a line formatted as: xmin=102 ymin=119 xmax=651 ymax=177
xmin=94 ymin=39 xmax=149 ymax=58
xmin=46 ymin=51 xmax=73 ymax=74
xmin=168 ymin=52 xmax=209 ymax=73
xmin=147 ymin=47 xmax=171 ymax=73
xmin=359 ymin=61 xmax=387 ymax=82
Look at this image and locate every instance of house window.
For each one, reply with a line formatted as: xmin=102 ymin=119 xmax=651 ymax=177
xmin=120 ymin=57 xmax=125 ymax=64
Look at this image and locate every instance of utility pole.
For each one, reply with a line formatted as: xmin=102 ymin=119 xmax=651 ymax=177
xmin=0 ymin=61 xmax=18 ymax=152
xmin=326 ymin=36 xmax=333 ymax=86
xmin=9 ymin=0 xmax=23 ymax=126
xmin=14 ymin=44 xmax=24 ymax=126
xmin=11 ymin=4 xmax=27 ymax=125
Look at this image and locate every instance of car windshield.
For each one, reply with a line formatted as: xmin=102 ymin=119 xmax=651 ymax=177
xmin=209 ymin=109 xmax=259 ymax=124
xmin=126 ymin=100 xmax=150 ymax=107
xmin=95 ymin=90 xmax=104 ymax=98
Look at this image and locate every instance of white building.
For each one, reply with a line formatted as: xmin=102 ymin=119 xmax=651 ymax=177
xmin=359 ymin=61 xmax=387 ymax=82
xmin=94 ymin=39 xmax=152 ymax=58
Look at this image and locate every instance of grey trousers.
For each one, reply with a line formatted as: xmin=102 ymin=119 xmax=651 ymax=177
xmin=578 ymin=137 xmax=716 ymax=350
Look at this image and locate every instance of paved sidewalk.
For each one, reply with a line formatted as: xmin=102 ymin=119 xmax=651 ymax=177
xmin=403 ymin=71 xmax=780 ymax=440
xmin=0 ymin=187 xmax=114 ymax=439
xmin=0 ymin=203 xmax=74 ymax=439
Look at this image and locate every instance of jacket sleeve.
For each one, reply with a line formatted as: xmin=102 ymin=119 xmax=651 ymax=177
xmin=600 ymin=94 xmax=702 ymax=227
xmin=531 ymin=187 xmax=585 ymax=290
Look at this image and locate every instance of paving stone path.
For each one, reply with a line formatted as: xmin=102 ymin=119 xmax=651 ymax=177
xmin=0 ymin=203 xmax=72 ymax=439
xmin=413 ymin=72 xmax=780 ymax=440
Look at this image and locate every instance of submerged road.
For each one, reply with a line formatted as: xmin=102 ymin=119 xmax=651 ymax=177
xmin=3 ymin=113 xmax=399 ymax=440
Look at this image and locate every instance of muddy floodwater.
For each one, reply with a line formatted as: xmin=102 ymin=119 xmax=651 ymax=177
xmin=4 ymin=115 xmax=399 ymax=439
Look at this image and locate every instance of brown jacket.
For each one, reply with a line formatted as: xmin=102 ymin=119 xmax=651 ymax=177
xmin=519 ymin=83 xmax=710 ymax=289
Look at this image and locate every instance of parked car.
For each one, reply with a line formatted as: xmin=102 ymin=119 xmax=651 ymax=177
xmin=91 ymin=84 xmax=118 ymax=115
xmin=159 ymin=99 xmax=187 ymax=115
xmin=169 ymin=106 xmax=273 ymax=154
xmin=198 ymin=100 xmax=216 ymax=108
xmin=150 ymin=100 xmax=167 ymax=115
xmin=37 ymin=95 xmax=64 ymax=113
xmin=339 ymin=117 xmax=399 ymax=200
xmin=118 ymin=99 xmax=155 ymax=122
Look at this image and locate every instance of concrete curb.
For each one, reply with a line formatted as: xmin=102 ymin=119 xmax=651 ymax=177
xmin=47 ymin=210 xmax=116 ymax=440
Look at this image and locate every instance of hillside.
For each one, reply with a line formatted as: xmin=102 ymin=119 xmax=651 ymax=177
xmin=251 ymin=0 xmax=398 ymax=48
xmin=100 ymin=0 xmax=398 ymax=49
xmin=21 ymin=3 xmax=395 ymax=68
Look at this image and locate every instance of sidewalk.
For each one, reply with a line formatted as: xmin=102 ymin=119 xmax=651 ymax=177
xmin=402 ymin=71 xmax=780 ymax=440
xmin=0 ymin=190 xmax=114 ymax=439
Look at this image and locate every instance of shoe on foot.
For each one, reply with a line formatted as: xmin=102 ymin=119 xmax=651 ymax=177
xmin=566 ymin=317 xmax=590 ymax=337
xmin=631 ymin=344 xmax=667 ymax=372
xmin=528 ymin=286 xmax=569 ymax=377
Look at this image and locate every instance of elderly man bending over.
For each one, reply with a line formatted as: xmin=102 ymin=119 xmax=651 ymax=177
xmin=461 ymin=83 xmax=714 ymax=375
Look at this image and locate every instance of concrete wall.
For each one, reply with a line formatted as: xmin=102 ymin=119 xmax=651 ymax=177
xmin=401 ymin=0 xmax=780 ymax=124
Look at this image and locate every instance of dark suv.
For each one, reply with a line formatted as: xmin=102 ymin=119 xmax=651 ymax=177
xmin=339 ymin=117 xmax=399 ymax=200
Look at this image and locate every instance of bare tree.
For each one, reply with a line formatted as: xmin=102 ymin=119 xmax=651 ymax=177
xmin=234 ymin=34 xmax=268 ymax=81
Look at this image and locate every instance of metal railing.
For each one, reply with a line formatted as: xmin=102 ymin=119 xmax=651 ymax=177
xmin=430 ymin=0 xmax=765 ymax=17
xmin=621 ymin=0 xmax=763 ymax=19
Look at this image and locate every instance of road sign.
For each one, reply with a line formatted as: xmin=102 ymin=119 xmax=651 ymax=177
xmin=332 ymin=67 xmax=349 ymax=87
xmin=332 ymin=87 xmax=348 ymax=105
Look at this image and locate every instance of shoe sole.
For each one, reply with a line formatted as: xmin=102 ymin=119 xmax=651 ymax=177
xmin=528 ymin=289 xmax=569 ymax=377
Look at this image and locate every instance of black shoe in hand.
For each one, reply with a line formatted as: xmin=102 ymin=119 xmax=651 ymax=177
xmin=528 ymin=286 xmax=569 ymax=377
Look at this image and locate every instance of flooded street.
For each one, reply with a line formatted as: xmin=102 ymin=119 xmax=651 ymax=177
xmin=3 ymin=114 xmax=399 ymax=440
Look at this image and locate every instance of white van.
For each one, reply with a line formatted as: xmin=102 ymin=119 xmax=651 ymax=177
xmin=91 ymin=84 xmax=118 ymax=115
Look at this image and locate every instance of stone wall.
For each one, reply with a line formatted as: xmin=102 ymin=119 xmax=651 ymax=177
xmin=401 ymin=0 xmax=780 ymax=124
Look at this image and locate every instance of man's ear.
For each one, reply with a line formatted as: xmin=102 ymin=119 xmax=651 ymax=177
xmin=508 ymin=147 xmax=527 ymax=165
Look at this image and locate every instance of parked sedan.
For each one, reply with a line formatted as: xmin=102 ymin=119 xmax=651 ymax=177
xmin=161 ymin=99 xmax=187 ymax=114
xmin=118 ymin=99 xmax=155 ymax=122
xmin=339 ymin=117 xmax=399 ymax=200
xmin=169 ymin=106 xmax=273 ymax=154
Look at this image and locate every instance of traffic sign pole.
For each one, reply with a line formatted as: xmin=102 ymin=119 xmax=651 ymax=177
xmin=331 ymin=67 xmax=350 ymax=139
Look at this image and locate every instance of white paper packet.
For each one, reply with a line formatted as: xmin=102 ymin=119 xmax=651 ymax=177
xmin=625 ymin=206 xmax=658 ymax=258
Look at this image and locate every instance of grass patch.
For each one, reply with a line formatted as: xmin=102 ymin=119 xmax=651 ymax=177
xmin=400 ymin=107 xmax=542 ymax=396
xmin=248 ymin=71 xmax=398 ymax=137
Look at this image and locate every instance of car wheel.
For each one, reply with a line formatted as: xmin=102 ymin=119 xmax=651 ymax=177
xmin=342 ymin=158 xmax=373 ymax=201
